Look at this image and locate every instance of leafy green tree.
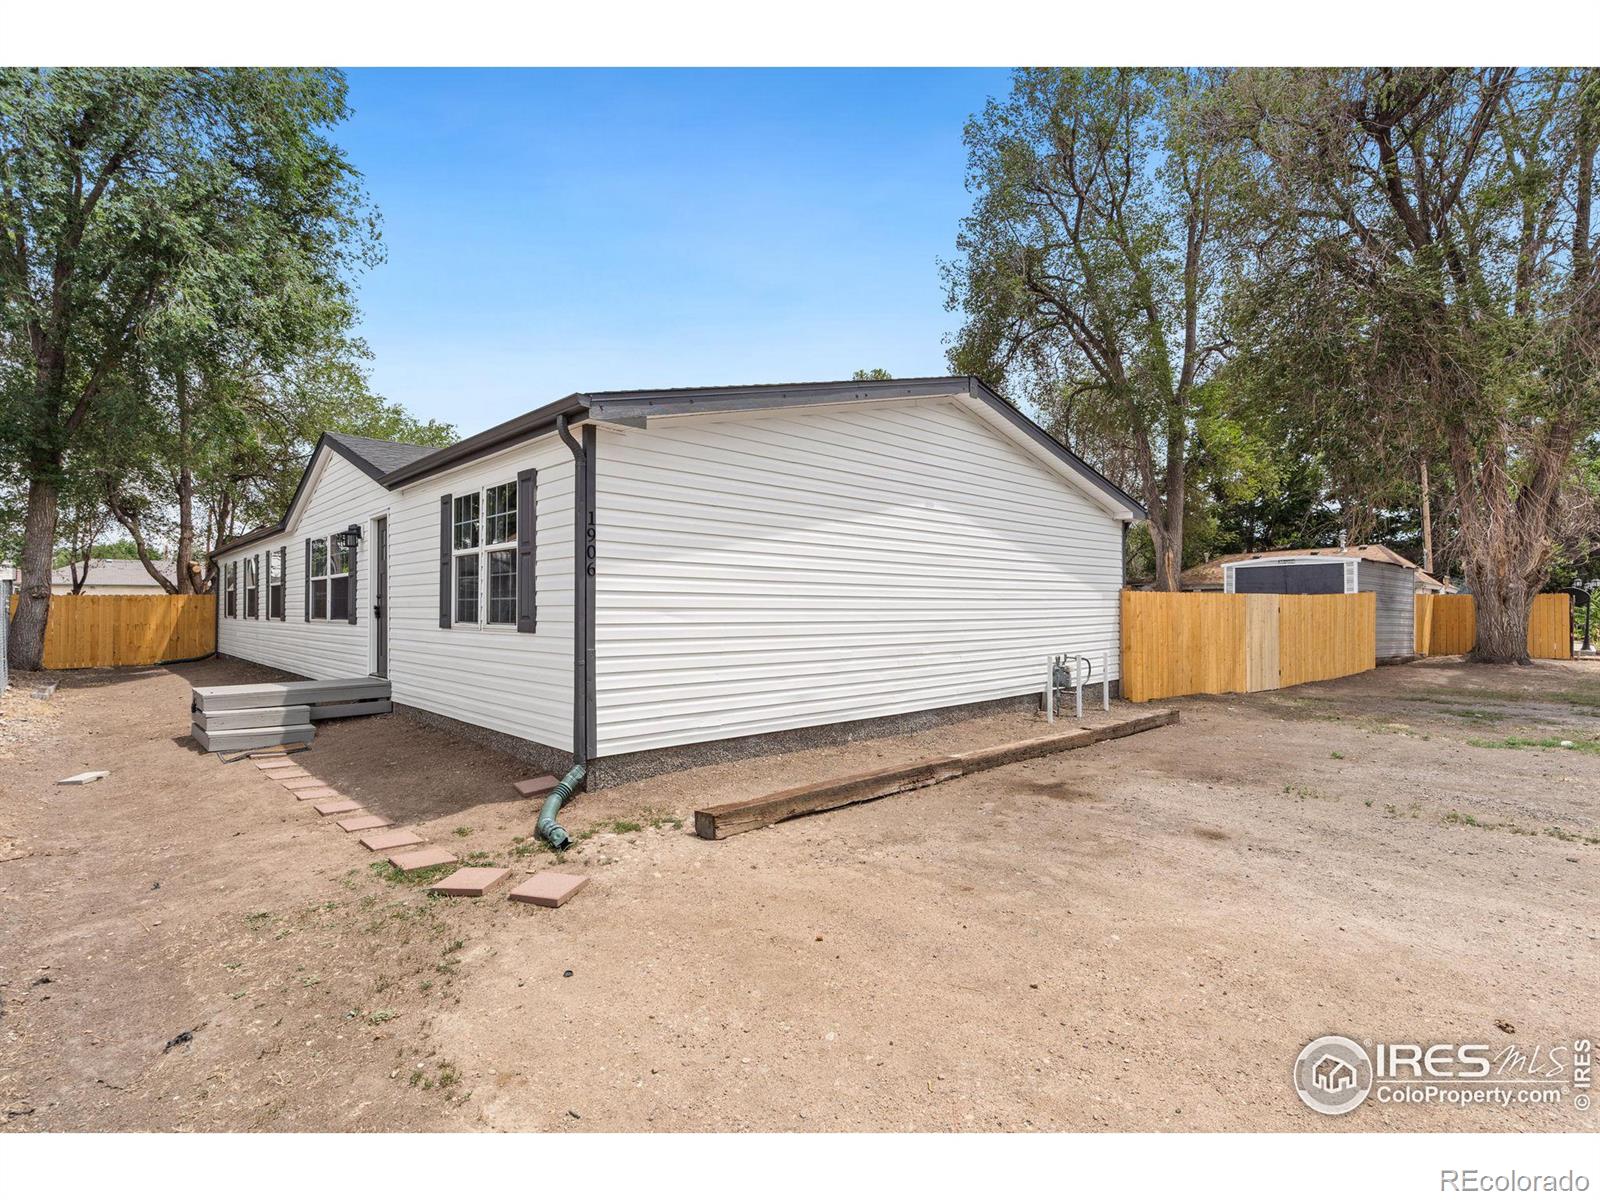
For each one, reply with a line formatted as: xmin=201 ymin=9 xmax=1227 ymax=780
xmin=1225 ymin=68 xmax=1599 ymax=661
xmin=946 ymin=68 xmax=1239 ymax=589
xmin=0 ymin=68 xmax=378 ymax=667
xmin=851 ymin=368 xmax=894 ymax=380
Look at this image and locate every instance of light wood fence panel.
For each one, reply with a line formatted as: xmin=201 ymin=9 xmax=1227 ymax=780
xmin=1120 ymin=591 xmax=1248 ymax=703
xmin=1414 ymin=594 xmax=1475 ymax=656
xmin=1120 ymin=590 xmax=1375 ymax=702
xmin=1527 ymin=593 xmax=1572 ymax=660
xmin=1279 ymin=593 xmax=1376 ymax=687
xmin=1414 ymin=592 xmax=1571 ymax=660
xmin=9 ymin=594 xmax=216 ymax=669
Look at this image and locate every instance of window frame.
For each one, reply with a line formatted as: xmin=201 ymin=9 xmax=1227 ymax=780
xmin=244 ymin=556 xmax=260 ymax=619
xmin=327 ymin=532 xmax=352 ymax=622
xmin=267 ymin=548 xmax=285 ymax=620
xmin=452 ymin=481 xmax=519 ymax=628
xmin=309 ymin=536 xmax=329 ymax=621
xmin=225 ymin=561 xmax=238 ymax=619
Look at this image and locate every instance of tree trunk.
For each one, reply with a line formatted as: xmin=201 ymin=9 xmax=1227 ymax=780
xmin=10 ymin=472 xmax=59 ymax=671
xmin=174 ymin=370 xmax=196 ymax=593
xmin=1419 ymin=458 xmax=1433 ymax=573
xmin=1471 ymin=573 xmax=1534 ymax=664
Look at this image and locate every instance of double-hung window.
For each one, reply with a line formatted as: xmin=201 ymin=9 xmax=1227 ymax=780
xmin=309 ymin=538 xmax=329 ymax=620
xmin=453 ymin=482 xmax=518 ymax=625
xmin=244 ymin=557 xmax=259 ymax=619
xmin=225 ymin=561 xmax=238 ymax=618
xmin=328 ymin=536 xmax=351 ymax=621
xmin=267 ymin=550 xmax=284 ymax=619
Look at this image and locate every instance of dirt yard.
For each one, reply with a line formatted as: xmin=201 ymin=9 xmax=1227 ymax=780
xmin=1 ymin=656 xmax=1595 ymax=1132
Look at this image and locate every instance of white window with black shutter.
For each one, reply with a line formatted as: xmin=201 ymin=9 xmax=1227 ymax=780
xmin=309 ymin=537 xmax=329 ymax=620
xmin=244 ymin=555 xmax=259 ymax=618
xmin=305 ymin=535 xmax=353 ymax=622
xmin=444 ymin=480 xmax=530 ymax=629
xmin=268 ymin=548 xmax=285 ymax=620
xmin=328 ymin=534 xmax=352 ymax=622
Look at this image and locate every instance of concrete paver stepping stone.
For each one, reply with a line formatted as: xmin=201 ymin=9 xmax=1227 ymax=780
xmin=262 ymin=767 xmax=312 ymax=782
xmin=288 ymin=785 xmax=338 ymax=800
xmin=429 ymin=867 xmax=511 ymax=897
xmin=389 ymin=847 xmax=457 ymax=871
xmin=57 ymin=771 xmax=109 ymax=785
xmin=313 ymin=798 xmax=362 ymax=816
xmin=508 ymin=871 xmax=590 ymax=908
xmin=512 ymin=775 xmax=561 ymax=797
xmin=337 ymin=813 xmax=391 ymax=832
xmin=360 ymin=827 xmax=425 ymax=852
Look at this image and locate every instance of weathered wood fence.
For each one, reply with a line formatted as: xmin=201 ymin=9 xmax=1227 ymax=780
xmin=8 ymin=593 xmax=215 ymax=669
xmin=1121 ymin=590 xmax=1375 ymax=703
xmin=1413 ymin=593 xmax=1571 ymax=660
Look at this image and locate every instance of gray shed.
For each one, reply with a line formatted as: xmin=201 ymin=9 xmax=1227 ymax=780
xmin=1223 ymin=551 xmax=1417 ymax=660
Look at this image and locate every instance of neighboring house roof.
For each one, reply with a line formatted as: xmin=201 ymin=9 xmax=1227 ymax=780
xmin=1182 ymin=544 xmax=1423 ymax=590
xmin=214 ymin=376 xmax=1146 ymax=557
xmin=51 ymin=558 xmax=175 ymax=588
xmin=1415 ymin=569 xmax=1457 ymax=593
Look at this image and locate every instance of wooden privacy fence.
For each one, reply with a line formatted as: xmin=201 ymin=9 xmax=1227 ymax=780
xmin=8 ymin=593 xmax=215 ymax=669
xmin=1414 ymin=593 xmax=1572 ymax=660
xmin=1121 ymin=589 xmax=1376 ymax=703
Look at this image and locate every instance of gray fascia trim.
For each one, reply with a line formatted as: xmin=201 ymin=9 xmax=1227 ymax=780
xmin=213 ymin=522 xmax=285 ymax=559
xmin=963 ymin=378 xmax=1147 ymax=519
xmin=381 ymin=396 xmax=590 ymax=488
xmin=584 ymin=376 xmax=973 ymax=421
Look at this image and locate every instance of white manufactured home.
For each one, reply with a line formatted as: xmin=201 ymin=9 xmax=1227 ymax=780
xmin=212 ymin=376 xmax=1143 ymax=783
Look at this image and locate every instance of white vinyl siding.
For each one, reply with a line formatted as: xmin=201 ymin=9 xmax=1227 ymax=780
xmin=217 ymin=437 xmax=575 ymax=753
xmin=385 ymin=439 xmax=573 ymax=751
xmin=217 ymin=451 xmax=385 ymax=679
xmin=592 ymin=398 xmax=1124 ymax=757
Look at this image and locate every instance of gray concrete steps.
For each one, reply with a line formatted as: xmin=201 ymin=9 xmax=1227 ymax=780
xmin=193 ymin=705 xmax=311 ymax=732
xmin=192 ymin=677 xmax=391 ymax=713
xmin=191 ymin=722 xmax=316 ymax=753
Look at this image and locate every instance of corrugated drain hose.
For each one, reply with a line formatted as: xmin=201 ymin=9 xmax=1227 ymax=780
xmin=536 ymin=762 xmax=587 ymax=850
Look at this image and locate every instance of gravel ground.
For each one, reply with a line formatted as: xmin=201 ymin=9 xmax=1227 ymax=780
xmin=1 ymin=655 xmax=1595 ymax=1131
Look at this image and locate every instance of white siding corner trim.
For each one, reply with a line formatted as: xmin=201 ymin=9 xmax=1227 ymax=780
xmin=592 ymin=398 xmax=1123 ymax=757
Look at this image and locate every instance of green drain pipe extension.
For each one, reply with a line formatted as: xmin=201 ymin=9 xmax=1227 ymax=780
xmin=536 ymin=762 xmax=587 ymax=850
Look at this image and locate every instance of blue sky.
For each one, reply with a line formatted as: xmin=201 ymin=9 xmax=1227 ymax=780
xmin=338 ymin=68 xmax=1008 ymax=436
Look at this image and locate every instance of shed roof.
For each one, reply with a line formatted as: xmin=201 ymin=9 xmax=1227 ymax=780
xmin=1182 ymin=545 xmax=1422 ymax=590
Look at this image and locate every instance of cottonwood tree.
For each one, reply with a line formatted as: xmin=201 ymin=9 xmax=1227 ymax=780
xmin=1227 ymin=67 xmax=1599 ymax=662
xmin=0 ymin=68 xmax=378 ymax=668
xmin=945 ymin=68 xmax=1238 ymax=589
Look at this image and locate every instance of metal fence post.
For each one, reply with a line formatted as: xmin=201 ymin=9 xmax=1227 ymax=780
xmin=1 ymin=578 xmax=10 ymax=694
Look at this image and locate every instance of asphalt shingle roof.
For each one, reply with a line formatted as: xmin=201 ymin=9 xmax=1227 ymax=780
xmin=322 ymin=432 xmax=440 ymax=476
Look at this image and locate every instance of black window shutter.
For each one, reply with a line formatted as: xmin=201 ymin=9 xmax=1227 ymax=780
xmin=279 ymin=547 xmax=288 ymax=621
xmin=303 ymin=538 xmax=311 ymax=621
xmin=439 ymin=495 xmax=452 ymax=628
xmin=255 ymin=553 xmax=262 ymax=619
xmin=516 ymin=469 xmax=537 ymax=632
xmin=347 ymin=531 xmax=359 ymax=625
